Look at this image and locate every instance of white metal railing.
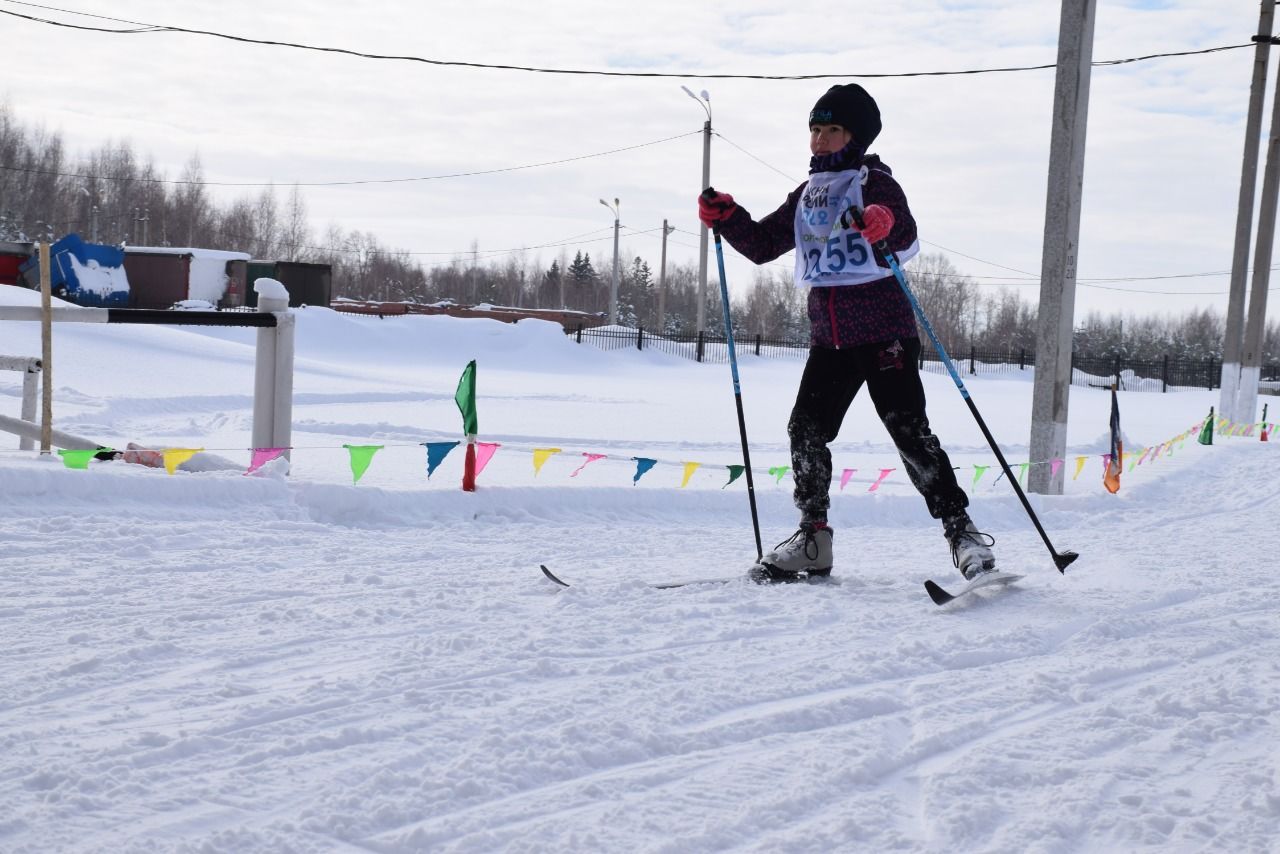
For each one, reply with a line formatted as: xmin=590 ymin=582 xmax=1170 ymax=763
xmin=0 ymin=279 xmax=294 ymax=459
xmin=0 ymin=355 xmax=41 ymax=451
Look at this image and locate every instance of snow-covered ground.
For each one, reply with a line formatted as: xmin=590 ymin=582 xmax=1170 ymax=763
xmin=1 ymin=284 xmax=1277 ymax=853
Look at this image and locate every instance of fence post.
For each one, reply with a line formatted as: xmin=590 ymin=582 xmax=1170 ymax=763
xmin=576 ymin=323 xmax=583 ymax=344
xmin=969 ymin=346 xmax=976 ymax=375
xmin=252 ymin=279 xmax=294 ymax=464
xmin=1020 ymin=348 xmax=1026 ymax=370
xmin=20 ymin=360 xmax=39 ymax=451
xmin=1113 ymin=354 xmax=1121 ymax=390
xmin=696 ymin=330 xmax=705 ymax=363
xmin=755 ymin=333 xmax=762 ymax=356
xmin=637 ymin=325 xmax=644 ymax=351
xmin=1162 ymin=355 xmax=1169 ymax=393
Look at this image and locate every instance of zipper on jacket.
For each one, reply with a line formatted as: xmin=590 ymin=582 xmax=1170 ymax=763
xmin=826 ymin=289 xmax=841 ymax=348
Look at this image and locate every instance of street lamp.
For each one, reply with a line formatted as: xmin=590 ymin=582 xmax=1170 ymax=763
xmin=599 ymin=197 xmax=621 ymax=326
xmin=682 ymin=86 xmax=712 ymax=333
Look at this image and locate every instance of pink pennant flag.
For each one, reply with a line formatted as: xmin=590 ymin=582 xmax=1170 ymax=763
xmin=1050 ymin=458 xmax=1063 ymax=479
xmin=839 ymin=468 xmax=856 ymax=490
xmin=868 ymin=468 xmax=894 ymax=493
xmin=569 ymin=452 xmax=606 ymax=477
xmin=1101 ymin=453 xmax=1112 ymax=475
xmin=246 ymin=447 xmax=287 ymax=475
xmin=475 ymin=442 xmax=500 ymax=477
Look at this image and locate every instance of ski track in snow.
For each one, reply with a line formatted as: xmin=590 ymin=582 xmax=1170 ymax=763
xmin=2 ymin=442 xmax=1278 ymax=853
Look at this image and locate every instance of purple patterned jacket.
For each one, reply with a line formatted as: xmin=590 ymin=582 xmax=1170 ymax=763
xmin=717 ymin=153 xmax=918 ymax=349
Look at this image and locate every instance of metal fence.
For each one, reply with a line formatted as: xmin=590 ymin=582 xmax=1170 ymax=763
xmin=569 ymin=326 xmax=1280 ymax=393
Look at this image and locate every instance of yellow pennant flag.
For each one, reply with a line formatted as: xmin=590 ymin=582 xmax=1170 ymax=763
xmin=680 ymin=462 xmax=701 ymax=488
xmin=1073 ymin=455 xmax=1088 ymax=480
xmin=163 ymin=448 xmax=202 ymax=475
xmin=532 ymin=448 xmax=561 ymax=476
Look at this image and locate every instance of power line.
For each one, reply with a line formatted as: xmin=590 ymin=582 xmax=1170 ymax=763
xmin=707 ymin=133 xmax=1265 ymax=295
xmin=0 ymin=130 xmax=701 ymax=188
xmin=0 ymin=2 xmax=1254 ymax=80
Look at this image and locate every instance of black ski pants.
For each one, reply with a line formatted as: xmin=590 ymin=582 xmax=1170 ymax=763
xmin=787 ymin=337 xmax=969 ymax=524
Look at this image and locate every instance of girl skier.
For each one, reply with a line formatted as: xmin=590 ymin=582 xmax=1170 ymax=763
xmin=697 ymin=83 xmax=996 ymax=581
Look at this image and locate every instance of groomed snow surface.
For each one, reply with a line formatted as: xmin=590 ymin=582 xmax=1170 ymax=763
xmin=1 ymin=286 xmax=1277 ymax=853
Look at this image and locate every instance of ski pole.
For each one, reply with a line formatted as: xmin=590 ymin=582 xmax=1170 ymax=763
xmin=843 ymin=206 xmax=1079 ymax=573
xmin=703 ymin=188 xmax=764 ymax=560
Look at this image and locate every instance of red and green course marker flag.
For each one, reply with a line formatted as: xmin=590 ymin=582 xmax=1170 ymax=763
xmin=456 ymin=360 xmax=479 ymax=491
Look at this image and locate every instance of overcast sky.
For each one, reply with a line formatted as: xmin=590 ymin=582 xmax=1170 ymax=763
xmin=0 ymin=0 xmax=1271 ymax=322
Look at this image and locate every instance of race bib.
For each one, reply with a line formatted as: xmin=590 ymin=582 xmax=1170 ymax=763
xmin=793 ymin=167 xmax=914 ymax=287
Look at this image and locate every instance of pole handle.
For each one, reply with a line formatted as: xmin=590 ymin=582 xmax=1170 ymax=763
xmin=701 ymin=187 xmax=728 ymax=237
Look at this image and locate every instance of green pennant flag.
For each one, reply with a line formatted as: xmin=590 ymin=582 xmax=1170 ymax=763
xmin=724 ymin=465 xmax=745 ymax=488
xmin=768 ymin=465 xmax=790 ymax=484
xmin=1197 ymin=407 xmax=1214 ymax=446
xmin=58 ymin=448 xmax=103 ymax=470
xmin=343 ymin=444 xmax=384 ymax=483
xmin=455 ymin=360 xmax=478 ymax=436
xmin=971 ymin=465 xmax=989 ymax=488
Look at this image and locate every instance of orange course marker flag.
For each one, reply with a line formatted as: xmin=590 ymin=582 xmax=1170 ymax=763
xmin=1103 ymin=388 xmax=1122 ymax=494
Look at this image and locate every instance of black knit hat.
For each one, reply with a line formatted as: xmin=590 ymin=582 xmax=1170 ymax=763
xmin=808 ymin=84 xmax=881 ymax=146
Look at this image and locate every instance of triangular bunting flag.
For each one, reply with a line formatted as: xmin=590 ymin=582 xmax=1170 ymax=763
xmin=246 ymin=447 xmax=287 ymax=475
xmin=532 ymin=448 xmax=562 ymax=476
xmin=724 ymin=465 xmax=745 ymax=488
xmin=868 ymin=468 xmax=894 ymax=493
xmin=344 ymin=444 xmax=383 ymax=483
xmin=1073 ymin=455 xmax=1088 ymax=480
xmin=569 ymin=452 xmax=606 ymax=478
xmin=163 ymin=447 xmax=202 ymax=475
xmin=423 ymin=441 xmax=459 ymax=478
xmin=58 ymin=448 xmax=104 ymax=470
xmin=632 ymin=457 xmax=657 ymax=484
xmin=680 ymin=462 xmax=701 ymax=488
xmin=839 ymin=468 xmax=856 ymax=491
xmin=768 ymin=465 xmax=790 ymax=484
xmin=475 ymin=442 xmax=500 ymax=477
xmin=972 ymin=465 xmax=989 ymax=488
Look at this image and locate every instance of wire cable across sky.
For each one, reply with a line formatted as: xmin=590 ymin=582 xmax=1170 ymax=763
xmin=0 ymin=1 xmax=1256 ymax=80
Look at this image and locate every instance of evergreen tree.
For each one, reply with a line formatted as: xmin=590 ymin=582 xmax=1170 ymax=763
xmin=540 ymin=260 xmax=562 ymax=308
xmin=567 ymin=251 xmax=598 ymax=313
xmin=619 ymin=256 xmax=653 ymax=328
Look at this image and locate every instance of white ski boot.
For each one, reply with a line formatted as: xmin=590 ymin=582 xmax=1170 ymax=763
xmin=945 ymin=515 xmax=996 ymax=580
xmin=757 ymin=521 xmax=833 ymax=580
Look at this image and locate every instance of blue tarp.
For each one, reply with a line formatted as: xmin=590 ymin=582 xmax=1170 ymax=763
xmin=19 ymin=234 xmax=129 ymax=306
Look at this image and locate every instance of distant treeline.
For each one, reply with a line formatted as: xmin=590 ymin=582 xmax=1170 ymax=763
xmin=2 ymin=104 xmax=1275 ymax=361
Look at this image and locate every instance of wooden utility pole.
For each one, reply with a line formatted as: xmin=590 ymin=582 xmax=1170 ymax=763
xmin=1238 ymin=37 xmax=1280 ymax=424
xmin=657 ymin=219 xmax=674 ymax=331
xmin=1221 ymin=2 xmax=1276 ymax=424
xmin=1029 ymin=0 xmax=1097 ymax=495
xmin=39 ymin=242 xmax=52 ymax=455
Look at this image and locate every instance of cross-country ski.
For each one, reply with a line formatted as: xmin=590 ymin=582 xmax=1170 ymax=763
xmin=924 ymin=570 xmax=1026 ymax=606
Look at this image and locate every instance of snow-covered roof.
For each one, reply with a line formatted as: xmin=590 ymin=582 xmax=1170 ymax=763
xmin=124 ymin=246 xmax=251 ymax=262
